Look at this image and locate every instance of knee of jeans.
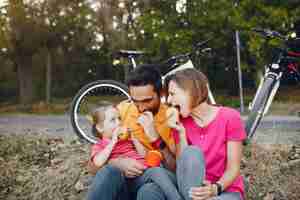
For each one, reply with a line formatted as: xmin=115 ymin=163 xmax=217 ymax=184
xmin=179 ymin=146 xmax=204 ymax=165
xmin=95 ymin=164 xmax=124 ymax=183
xmin=144 ymin=167 xmax=164 ymax=176
xmin=137 ymin=182 xmax=164 ymax=200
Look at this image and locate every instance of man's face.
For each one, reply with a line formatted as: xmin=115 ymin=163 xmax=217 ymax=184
xmin=129 ymin=84 xmax=161 ymax=115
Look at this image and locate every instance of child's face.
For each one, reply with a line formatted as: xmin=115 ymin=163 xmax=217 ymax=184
xmin=102 ymin=107 xmax=121 ymax=138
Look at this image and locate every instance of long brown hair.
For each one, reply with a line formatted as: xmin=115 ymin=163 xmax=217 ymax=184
xmin=164 ymin=68 xmax=209 ymax=108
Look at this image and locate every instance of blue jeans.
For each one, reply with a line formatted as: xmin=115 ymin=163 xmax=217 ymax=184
xmin=86 ymin=164 xmax=182 ymax=200
xmin=87 ymin=146 xmax=242 ymax=200
xmin=131 ymin=167 xmax=182 ymax=200
xmin=176 ymin=146 xmax=242 ymax=200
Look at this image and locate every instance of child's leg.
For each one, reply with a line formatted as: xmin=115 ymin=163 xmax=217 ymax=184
xmin=139 ymin=167 xmax=183 ymax=200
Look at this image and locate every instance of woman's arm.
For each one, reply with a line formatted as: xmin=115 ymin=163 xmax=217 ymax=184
xmin=217 ymin=141 xmax=243 ymax=190
xmin=175 ymin=125 xmax=188 ymax=158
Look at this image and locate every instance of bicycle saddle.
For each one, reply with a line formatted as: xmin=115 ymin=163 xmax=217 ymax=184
xmin=118 ymin=50 xmax=145 ymax=57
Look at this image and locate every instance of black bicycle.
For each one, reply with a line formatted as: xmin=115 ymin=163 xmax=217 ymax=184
xmin=245 ymin=28 xmax=300 ymax=139
xmin=70 ymin=40 xmax=215 ymax=144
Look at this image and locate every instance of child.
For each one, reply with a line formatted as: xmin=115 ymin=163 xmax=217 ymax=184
xmin=89 ymin=104 xmax=183 ymax=200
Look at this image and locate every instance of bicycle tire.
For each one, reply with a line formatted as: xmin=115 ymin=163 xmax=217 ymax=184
xmin=70 ymin=80 xmax=130 ymax=144
xmin=245 ymin=77 xmax=276 ymax=139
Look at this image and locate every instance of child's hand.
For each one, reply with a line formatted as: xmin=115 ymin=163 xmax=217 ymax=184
xmin=118 ymin=127 xmax=129 ymax=140
xmin=112 ymin=127 xmax=122 ymax=142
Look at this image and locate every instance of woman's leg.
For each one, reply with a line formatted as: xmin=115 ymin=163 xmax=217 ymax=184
xmin=176 ymin=146 xmax=205 ymax=200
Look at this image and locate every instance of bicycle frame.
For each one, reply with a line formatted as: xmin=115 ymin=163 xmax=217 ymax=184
xmin=249 ymin=69 xmax=282 ymax=116
xmin=126 ymin=52 xmax=216 ymax=105
xmin=246 ymin=29 xmax=300 ymax=138
xmin=162 ymin=59 xmax=216 ymax=104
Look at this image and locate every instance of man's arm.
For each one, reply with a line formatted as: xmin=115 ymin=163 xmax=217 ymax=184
xmin=108 ymin=157 xmax=145 ymax=178
xmin=87 ymin=156 xmax=145 ymax=177
xmin=137 ymin=111 xmax=176 ymax=171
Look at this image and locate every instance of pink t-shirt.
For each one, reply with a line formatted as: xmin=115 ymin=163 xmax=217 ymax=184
xmin=91 ymin=138 xmax=147 ymax=167
xmin=173 ymin=107 xmax=246 ymax=199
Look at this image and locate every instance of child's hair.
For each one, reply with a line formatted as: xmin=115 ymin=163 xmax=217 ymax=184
xmin=90 ymin=101 xmax=115 ymax=138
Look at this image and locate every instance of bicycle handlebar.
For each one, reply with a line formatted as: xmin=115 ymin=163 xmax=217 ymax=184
xmin=195 ymin=37 xmax=213 ymax=49
xmin=164 ymin=39 xmax=213 ymax=64
xmin=252 ymin=28 xmax=286 ymax=40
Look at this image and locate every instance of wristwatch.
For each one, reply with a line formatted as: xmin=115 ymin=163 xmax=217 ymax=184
xmin=215 ymin=182 xmax=223 ymax=195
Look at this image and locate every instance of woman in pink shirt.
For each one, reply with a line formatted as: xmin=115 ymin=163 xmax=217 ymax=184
xmin=165 ymin=68 xmax=246 ymax=200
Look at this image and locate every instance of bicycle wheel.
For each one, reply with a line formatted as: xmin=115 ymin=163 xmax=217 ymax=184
xmin=70 ymin=80 xmax=130 ymax=144
xmin=245 ymin=77 xmax=276 ymax=139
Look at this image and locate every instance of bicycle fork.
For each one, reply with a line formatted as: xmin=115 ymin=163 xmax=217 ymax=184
xmin=249 ymin=71 xmax=282 ymax=116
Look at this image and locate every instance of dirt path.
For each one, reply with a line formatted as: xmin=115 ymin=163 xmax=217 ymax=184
xmin=0 ymin=114 xmax=299 ymax=144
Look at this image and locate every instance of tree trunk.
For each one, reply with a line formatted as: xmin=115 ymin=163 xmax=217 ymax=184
xmin=17 ymin=56 xmax=36 ymax=104
xmin=46 ymin=49 xmax=52 ymax=104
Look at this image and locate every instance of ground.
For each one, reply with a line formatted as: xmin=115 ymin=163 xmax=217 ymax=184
xmin=0 ymin=88 xmax=299 ymax=200
xmin=0 ymin=133 xmax=299 ymax=200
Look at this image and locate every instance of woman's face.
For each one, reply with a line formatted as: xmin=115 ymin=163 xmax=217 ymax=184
xmin=167 ymin=80 xmax=192 ymax=118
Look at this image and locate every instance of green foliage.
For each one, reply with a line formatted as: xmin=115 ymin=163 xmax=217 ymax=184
xmin=1 ymin=0 xmax=300 ymax=102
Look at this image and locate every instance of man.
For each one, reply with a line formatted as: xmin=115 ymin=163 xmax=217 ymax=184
xmin=87 ymin=65 xmax=176 ymax=200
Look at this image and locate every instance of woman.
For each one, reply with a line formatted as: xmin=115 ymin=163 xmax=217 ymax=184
xmin=165 ymin=68 xmax=246 ymax=200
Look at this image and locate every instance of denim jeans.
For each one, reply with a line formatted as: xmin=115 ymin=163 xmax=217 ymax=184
xmin=87 ymin=147 xmax=242 ymax=200
xmin=132 ymin=167 xmax=182 ymax=200
xmin=86 ymin=165 xmax=131 ymax=200
xmin=86 ymin=164 xmax=181 ymax=200
xmin=176 ymin=146 xmax=242 ymax=200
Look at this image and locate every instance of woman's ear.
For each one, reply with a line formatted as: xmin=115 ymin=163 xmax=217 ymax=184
xmin=160 ymin=87 xmax=168 ymax=103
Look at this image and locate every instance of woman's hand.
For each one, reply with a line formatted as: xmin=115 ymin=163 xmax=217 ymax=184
xmin=189 ymin=180 xmax=217 ymax=200
xmin=166 ymin=107 xmax=179 ymax=128
xmin=166 ymin=107 xmax=185 ymax=134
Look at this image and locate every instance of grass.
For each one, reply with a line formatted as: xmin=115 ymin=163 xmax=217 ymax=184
xmin=0 ymin=134 xmax=299 ymax=200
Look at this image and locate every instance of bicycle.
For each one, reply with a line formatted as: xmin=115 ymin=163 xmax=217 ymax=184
xmin=245 ymin=28 xmax=300 ymax=139
xmin=70 ymin=39 xmax=216 ymax=144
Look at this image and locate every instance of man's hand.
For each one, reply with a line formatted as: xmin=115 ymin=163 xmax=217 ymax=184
xmin=109 ymin=157 xmax=146 ymax=178
xmin=137 ymin=111 xmax=159 ymax=142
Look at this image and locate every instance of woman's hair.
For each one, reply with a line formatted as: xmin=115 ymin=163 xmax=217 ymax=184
xmin=90 ymin=102 xmax=114 ymax=138
xmin=164 ymin=68 xmax=209 ymax=108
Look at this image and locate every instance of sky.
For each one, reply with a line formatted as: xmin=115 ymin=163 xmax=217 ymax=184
xmin=0 ymin=0 xmax=6 ymax=7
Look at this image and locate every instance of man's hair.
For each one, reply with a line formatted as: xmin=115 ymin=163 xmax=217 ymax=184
xmin=126 ymin=64 xmax=162 ymax=94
